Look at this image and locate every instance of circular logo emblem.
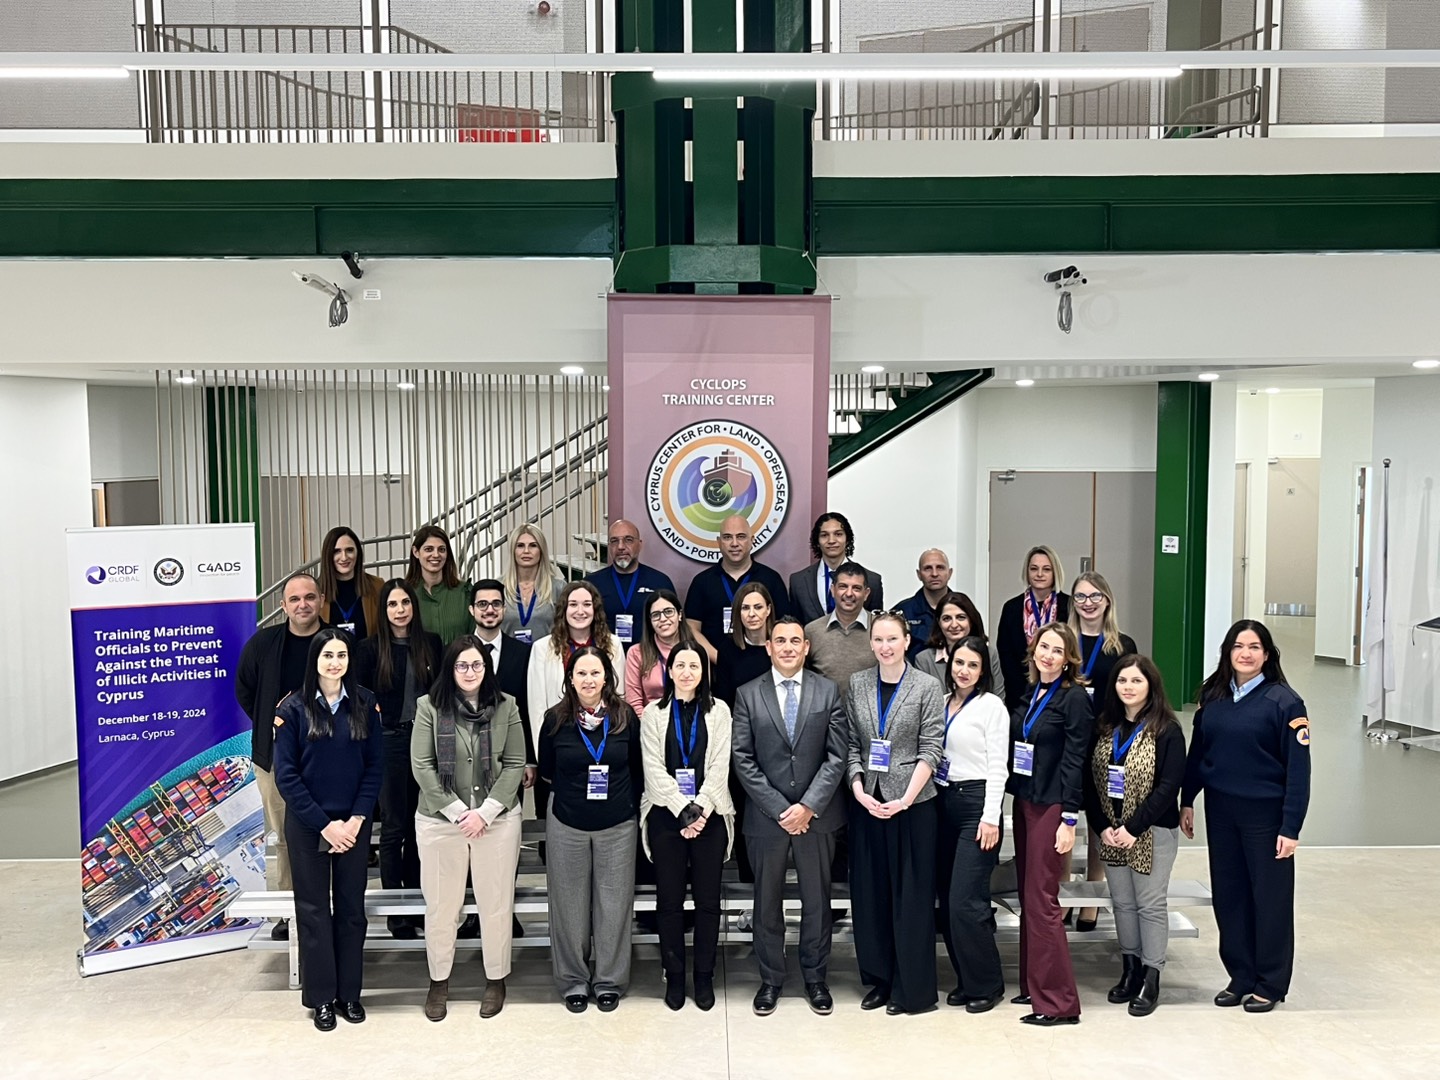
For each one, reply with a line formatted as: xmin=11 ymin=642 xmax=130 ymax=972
xmin=646 ymin=421 xmax=789 ymax=561
xmin=86 ymin=565 xmax=107 ymax=585
xmin=153 ymin=558 xmax=185 ymax=587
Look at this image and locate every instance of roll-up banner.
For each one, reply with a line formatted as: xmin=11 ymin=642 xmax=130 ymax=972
xmin=607 ymin=295 xmax=832 ymax=592
xmin=67 ymin=524 xmax=263 ymax=976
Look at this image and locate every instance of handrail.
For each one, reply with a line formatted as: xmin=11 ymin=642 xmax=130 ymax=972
xmin=1164 ymin=86 xmax=1262 ymax=139
xmin=988 ymin=80 xmax=1040 ymax=140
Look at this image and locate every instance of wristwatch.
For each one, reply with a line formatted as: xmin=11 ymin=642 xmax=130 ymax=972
xmin=1060 ymin=813 xmax=1078 ymax=827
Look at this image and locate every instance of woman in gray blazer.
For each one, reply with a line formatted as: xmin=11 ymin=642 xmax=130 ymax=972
xmin=845 ymin=611 xmax=946 ymax=1015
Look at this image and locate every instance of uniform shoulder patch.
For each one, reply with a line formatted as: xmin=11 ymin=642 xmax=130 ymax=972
xmin=1296 ymin=727 xmax=1310 ymax=746
xmin=274 ymin=716 xmax=285 ymax=727
xmin=1288 ymin=716 xmax=1310 ymax=730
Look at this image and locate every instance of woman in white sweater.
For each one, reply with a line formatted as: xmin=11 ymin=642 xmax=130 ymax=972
xmin=933 ymin=634 xmax=1011 ymax=1013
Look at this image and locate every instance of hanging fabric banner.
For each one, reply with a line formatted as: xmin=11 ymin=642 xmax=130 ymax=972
xmin=67 ymin=524 xmax=262 ymax=976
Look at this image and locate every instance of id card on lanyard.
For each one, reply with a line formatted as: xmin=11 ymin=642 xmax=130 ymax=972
xmin=1108 ymin=722 xmax=1145 ymax=799
xmin=870 ymin=668 xmax=907 ymax=773
xmin=516 ymin=589 xmax=538 ymax=645
xmin=612 ymin=569 xmax=638 ymax=643
xmin=672 ymin=699 xmax=700 ymax=797
xmin=579 ymin=717 xmax=610 ymax=800
xmin=721 ymin=571 xmax=750 ymax=637
xmin=1014 ymin=682 xmax=1061 ymax=777
xmin=936 ymin=689 xmax=979 ymax=785
xmin=1081 ymin=634 xmax=1103 ymax=698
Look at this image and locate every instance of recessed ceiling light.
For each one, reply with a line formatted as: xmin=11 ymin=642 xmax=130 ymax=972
xmin=396 ymin=381 xmax=416 ymax=390
xmin=1265 ymin=387 xmax=1280 ymax=394
xmin=1413 ymin=359 xmax=1440 ymax=370
xmin=560 ymin=365 xmax=585 ymax=376
xmin=174 ymin=375 xmax=197 ymax=385
xmin=1198 ymin=372 xmax=1219 ymax=382
xmin=861 ymin=364 xmax=885 ymax=374
xmin=1015 ymin=379 xmax=1035 ymax=388
xmin=602 ymin=383 xmax=610 ymax=392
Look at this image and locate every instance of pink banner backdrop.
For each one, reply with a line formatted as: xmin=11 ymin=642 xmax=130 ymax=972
xmin=607 ymin=295 xmax=832 ymax=599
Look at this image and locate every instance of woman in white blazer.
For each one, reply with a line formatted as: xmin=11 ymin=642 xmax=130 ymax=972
xmin=639 ymin=642 xmax=734 ymax=1012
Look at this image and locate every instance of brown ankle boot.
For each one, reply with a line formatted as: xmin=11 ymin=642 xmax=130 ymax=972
xmin=424 ymin=979 xmax=449 ymax=1022
xmin=479 ymin=978 xmax=506 ymax=1019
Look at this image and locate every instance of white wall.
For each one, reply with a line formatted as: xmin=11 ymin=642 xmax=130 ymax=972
xmin=1315 ymin=386 xmax=1375 ymax=661
xmin=828 ymin=393 xmax=979 ymax=611
xmin=88 ymin=385 xmax=159 ymax=482
xmin=1205 ymin=382 xmax=1239 ymax=656
xmin=1369 ymin=376 xmax=1440 ymax=732
xmin=1234 ymin=391 xmax=1271 ymax=617
xmin=0 ymin=377 xmax=93 ymax=780
xmin=1266 ymin=390 xmax=1324 ymax=458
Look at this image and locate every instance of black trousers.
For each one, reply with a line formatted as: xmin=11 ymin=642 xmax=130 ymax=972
xmin=378 ymin=729 xmax=420 ymax=893
xmin=1205 ymin=792 xmax=1296 ymax=1001
xmin=849 ymin=797 xmax=938 ymax=1012
xmin=727 ymin=770 xmax=755 ymax=883
xmin=647 ymin=809 xmax=727 ymax=976
xmin=285 ymin=815 xmax=373 ymax=1009
xmin=935 ymin=781 xmax=1005 ymax=999
xmin=749 ymin=827 xmax=837 ymax=987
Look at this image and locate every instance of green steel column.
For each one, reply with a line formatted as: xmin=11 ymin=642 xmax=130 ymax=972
xmin=1152 ymin=383 xmax=1210 ymax=704
xmin=204 ymin=384 xmax=261 ymax=588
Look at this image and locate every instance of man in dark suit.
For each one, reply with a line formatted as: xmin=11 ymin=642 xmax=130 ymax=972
xmin=788 ymin=512 xmax=884 ymax=625
xmin=469 ymin=578 xmax=535 ymax=937
xmin=731 ymin=615 xmax=848 ymax=1017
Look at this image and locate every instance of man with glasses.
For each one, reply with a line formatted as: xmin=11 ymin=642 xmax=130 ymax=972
xmin=897 ymin=548 xmax=954 ymax=660
xmin=803 ymin=561 xmax=877 ymax=690
xmin=686 ymin=514 xmax=790 ymax=663
xmin=584 ymin=518 xmax=675 ymax=651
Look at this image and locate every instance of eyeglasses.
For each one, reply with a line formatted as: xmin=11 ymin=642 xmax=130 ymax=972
xmin=1072 ymin=592 xmax=1107 ymax=605
xmin=453 ymin=661 xmax=486 ymax=674
xmin=650 ymin=607 xmax=679 ymax=621
xmin=471 ymin=599 xmax=504 ymax=610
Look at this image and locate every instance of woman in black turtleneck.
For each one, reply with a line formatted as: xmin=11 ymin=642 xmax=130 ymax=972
xmin=353 ymin=579 xmax=440 ymax=938
xmin=317 ymin=526 xmax=384 ymax=640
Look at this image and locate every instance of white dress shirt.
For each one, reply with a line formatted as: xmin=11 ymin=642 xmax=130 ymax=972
xmin=937 ymin=690 xmax=1011 ymax=826
xmin=770 ymin=666 xmax=805 ymax=717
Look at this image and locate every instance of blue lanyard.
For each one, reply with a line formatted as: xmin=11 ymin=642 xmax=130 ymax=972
xmin=1113 ymin=722 xmax=1146 ymax=763
xmin=876 ymin=665 xmax=907 ymax=739
xmin=721 ymin=571 xmax=751 ymax=604
xmin=334 ymin=595 xmax=360 ymax=623
xmin=671 ymin=698 xmax=699 ymax=768
xmin=1026 ymin=588 xmax=1051 ymax=628
xmin=1022 ymin=682 xmax=1062 ymax=740
xmin=1081 ymin=634 xmax=1104 ymax=678
xmin=577 ymin=716 xmax=609 ymax=765
xmin=942 ymin=689 xmax=980 ymax=744
xmin=517 ymin=589 xmax=538 ymax=627
xmin=612 ymin=568 xmax=639 ymax=613
xmin=823 ymin=564 xmax=834 ymax=613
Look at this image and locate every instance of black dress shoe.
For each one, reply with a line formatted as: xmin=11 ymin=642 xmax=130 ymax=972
xmin=1214 ymin=988 xmax=1245 ymax=1008
xmin=456 ymin=914 xmax=481 ymax=939
xmin=312 ymin=1002 xmax=337 ymax=1031
xmin=860 ymin=985 xmax=891 ymax=1011
xmin=1243 ymin=995 xmax=1277 ymax=1013
xmin=512 ymin=914 xmax=526 ymax=939
xmin=271 ymin=919 xmax=289 ymax=941
xmin=965 ymin=991 xmax=1006 ymax=1015
xmin=337 ymin=1000 xmax=365 ymax=1024
xmin=753 ymin=983 xmax=781 ymax=1016
xmin=1021 ymin=1013 xmax=1079 ymax=1026
xmin=946 ymin=987 xmax=968 ymax=1007
xmin=596 ymin=992 xmax=620 ymax=1012
xmin=389 ymin=919 xmax=418 ymax=941
xmin=564 ymin=995 xmax=589 ymax=1013
xmin=804 ymin=982 xmax=833 ymax=1015
xmin=1074 ymin=916 xmax=1098 ymax=933
xmin=694 ymin=973 xmax=716 ymax=1011
xmin=664 ymin=974 xmax=686 ymax=1012
xmin=1010 ymin=993 xmax=1032 ymax=1006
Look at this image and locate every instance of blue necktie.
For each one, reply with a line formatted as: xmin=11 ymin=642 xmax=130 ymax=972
xmin=824 ymin=566 xmax=834 ymax=613
xmin=783 ymin=679 xmax=799 ymax=742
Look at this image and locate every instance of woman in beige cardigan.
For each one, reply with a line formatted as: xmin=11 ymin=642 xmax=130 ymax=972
xmin=639 ymin=642 xmax=734 ymax=1012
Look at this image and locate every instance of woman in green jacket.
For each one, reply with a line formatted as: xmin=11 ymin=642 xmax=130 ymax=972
xmin=406 ymin=525 xmax=472 ymax=645
xmin=412 ymin=633 xmax=527 ymax=1021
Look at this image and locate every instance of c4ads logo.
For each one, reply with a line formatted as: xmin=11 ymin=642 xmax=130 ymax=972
xmin=647 ymin=421 xmax=790 ymax=561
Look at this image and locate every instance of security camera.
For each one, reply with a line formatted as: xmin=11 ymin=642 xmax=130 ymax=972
xmin=292 ymin=271 xmax=350 ymax=327
xmin=1043 ymin=266 xmax=1087 ymax=334
xmin=340 ymin=251 xmax=364 ymax=280
xmin=1043 ymin=265 xmax=1086 ymax=288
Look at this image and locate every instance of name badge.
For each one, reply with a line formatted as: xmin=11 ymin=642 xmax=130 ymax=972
xmin=868 ymin=738 xmax=892 ymax=772
xmin=935 ymin=756 xmax=951 ymax=785
xmin=676 ymin=768 xmax=697 ymax=798
xmin=1013 ymin=740 xmax=1035 ymax=776
xmin=336 ymin=621 xmax=356 ymax=635
xmin=586 ymin=764 xmax=610 ymax=800
xmin=615 ymin=614 xmax=634 ymax=644
xmin=1106 ymin=764 xmax=1126 ymax=800
xmin=514 ymin=628 xmax=533 ymax=644
xmin=1085 ymin=686 xmax=1095 ymax=699
xmin=722 ymin=606 xmax=733 ymax=635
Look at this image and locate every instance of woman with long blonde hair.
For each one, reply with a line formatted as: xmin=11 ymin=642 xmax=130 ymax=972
xmin=995 ymin=544 xmax=1071 ymax=710
xmin=499 ymin=524 xmax=567 ymax=644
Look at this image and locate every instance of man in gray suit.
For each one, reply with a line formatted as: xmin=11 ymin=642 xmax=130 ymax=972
xmin=731 ymin=615 xmax=849 ymax=1017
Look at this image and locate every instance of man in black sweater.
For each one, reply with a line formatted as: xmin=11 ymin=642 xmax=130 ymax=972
xmin=235 ymin=572 xmax=324 ymax=940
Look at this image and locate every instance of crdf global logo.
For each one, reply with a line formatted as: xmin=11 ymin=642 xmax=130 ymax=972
xmin=153 ymin=558 xmax=185 ymax=587
xmin=85 ymin=566 xmax=107 ymax=585
xmin=86 ymin=563 xmax=140 ymax=584
xmin=646 ymin=421 xmax=789 ymax=562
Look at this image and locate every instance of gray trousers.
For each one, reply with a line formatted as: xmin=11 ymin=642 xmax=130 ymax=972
xmin=545 ymin=814 xmax=637 ymax=998
xmin=749 ymin=828 xmax=837 ymax=988
xmin=1103 ymin=826 xmax=1179 ymax=969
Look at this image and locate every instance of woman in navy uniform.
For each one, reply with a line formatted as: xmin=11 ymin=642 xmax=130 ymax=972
xmin=1181 ymin=619 xmax=1311 ymax=1013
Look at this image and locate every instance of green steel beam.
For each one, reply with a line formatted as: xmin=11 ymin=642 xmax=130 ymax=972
xmin=1152 ymin=382 xmax=1211 ymax=705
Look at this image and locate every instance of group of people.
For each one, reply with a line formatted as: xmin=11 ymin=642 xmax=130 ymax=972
xmin=235 ymin=516 xmax=1311 ymax=1031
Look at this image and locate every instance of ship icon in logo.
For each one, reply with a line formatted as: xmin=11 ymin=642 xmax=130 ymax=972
xmin=700 ymin=448 xmax=756 ymax=508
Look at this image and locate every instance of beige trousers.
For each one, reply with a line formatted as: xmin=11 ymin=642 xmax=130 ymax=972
xmin=253 ymin=763 xmax=293 ymax=892
xmin=416 ymin=807 xmax=523 ymax=981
